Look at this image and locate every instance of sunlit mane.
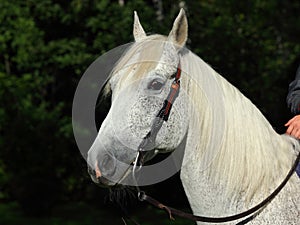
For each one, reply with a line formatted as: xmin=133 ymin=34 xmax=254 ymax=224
xmin=180 ymin=50 xmax=298 ymax=202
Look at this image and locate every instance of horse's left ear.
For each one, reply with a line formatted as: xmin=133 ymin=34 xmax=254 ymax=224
xmin=168 ymin=8 xmax=188 ymax=49
xmin=133 ymin=11 xmax=146 ymax=42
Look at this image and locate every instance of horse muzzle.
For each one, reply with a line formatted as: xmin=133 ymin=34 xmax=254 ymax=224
xmin=87 ymin=152 xmax=117 ymax=187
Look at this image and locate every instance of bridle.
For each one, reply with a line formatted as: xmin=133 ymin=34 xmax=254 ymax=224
xmin=131 ymin=60 xmax=300 ymax=224
xmin=132 ymin=62 xmax=181 ymax=169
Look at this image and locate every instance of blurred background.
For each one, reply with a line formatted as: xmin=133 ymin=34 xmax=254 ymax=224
xmin=0 ymin=0 xmax=299 ymax=224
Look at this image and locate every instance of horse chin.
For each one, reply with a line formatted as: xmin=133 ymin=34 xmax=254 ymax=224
xmin=90 ymin=174 xmax=118 ymax=188
xmin=88 ymin=166 xmax=117 ymax=187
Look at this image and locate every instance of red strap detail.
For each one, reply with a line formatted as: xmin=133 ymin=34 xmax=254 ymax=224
xmin=164 ymin=82 xmax=180 ymax=116
xmin=175 ymin=63 xmax=181 ymax=81
xmin=163 ymin=63 xmax=181 ymax=117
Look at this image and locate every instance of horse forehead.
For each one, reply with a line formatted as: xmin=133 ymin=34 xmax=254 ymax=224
xmin=155 ymin=43 xmax=179 ymax=73
xmin=128 ymin=41 xmax=179 ymax=75
xmin=109 ymin=40 xmax=179 ymax=94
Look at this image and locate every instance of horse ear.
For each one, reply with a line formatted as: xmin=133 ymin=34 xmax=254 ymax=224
xmin=133 ymin=11 xmax=146 ymax=42
xmin=168 ymin=8 xmax=188 ymax=49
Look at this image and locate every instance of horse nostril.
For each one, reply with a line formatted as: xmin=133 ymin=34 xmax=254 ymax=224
xmin=95 ymin=161 xmax=102 ymax=178
xmin=97 ymin=153 xmax=116 ymax=177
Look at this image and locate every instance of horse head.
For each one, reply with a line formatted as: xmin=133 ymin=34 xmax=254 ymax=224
xmin=87 ymin=9 xmax=189 ymax=186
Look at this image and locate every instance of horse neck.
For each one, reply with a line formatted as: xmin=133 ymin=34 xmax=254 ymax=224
xmin=179 ymin=51 xmax=296 ymax=208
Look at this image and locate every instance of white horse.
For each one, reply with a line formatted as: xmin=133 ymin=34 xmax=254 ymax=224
xmin=87 ymin=9 xmax=300 ymax=224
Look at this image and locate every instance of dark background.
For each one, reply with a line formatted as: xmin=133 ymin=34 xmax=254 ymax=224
xmin=0 ymin=0 xmax=299 ymax=224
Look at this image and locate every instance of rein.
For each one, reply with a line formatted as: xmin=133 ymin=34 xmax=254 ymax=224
xmin=136 ymin=152 xmax=300 ymax=224
xmin=131 ymin=60 xmax=300 ymax=224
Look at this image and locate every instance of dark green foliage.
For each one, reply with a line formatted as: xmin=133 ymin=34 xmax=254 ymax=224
xmin=185 ymin=0 xmax=300 ymax=127
xmin=0 ymin=0 xmax=299 ymax=222
xmin=0 ymin=201 xmax=195 ymax=225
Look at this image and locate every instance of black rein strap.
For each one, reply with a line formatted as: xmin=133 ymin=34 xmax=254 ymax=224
xmin=138 ymin=150 xmax=300 ymax=223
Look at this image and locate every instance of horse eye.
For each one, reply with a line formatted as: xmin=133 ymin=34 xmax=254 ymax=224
xmin=148 ymin=80 xmax=164 ymax=90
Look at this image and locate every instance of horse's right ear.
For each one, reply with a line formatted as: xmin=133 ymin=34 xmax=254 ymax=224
xmin=168 ymin=8 xmax=188 ymax=50
xmin=133 ymin=11 xmax=147 ymax=41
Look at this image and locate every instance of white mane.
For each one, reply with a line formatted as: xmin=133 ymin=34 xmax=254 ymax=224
xmin=108 ymin=34 xmax=298 ymax=202
xmin=180 ymin=49 xmax=298 ymax=202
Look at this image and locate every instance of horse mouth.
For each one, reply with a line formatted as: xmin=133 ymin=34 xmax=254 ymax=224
xmin=87 ymin=162 xmax=113 ymax=187
xmin=87 ymin=149 xmax=158 ymax=187
xmin=87 ymin=160 xmax=132 ymax=188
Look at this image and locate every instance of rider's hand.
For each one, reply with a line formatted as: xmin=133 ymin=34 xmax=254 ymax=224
xmin=285 ymin=115 xmax=300 ymax=139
